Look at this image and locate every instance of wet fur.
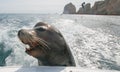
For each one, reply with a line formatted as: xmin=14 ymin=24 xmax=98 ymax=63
xmin=18 ymin=22 xmax=76 ymax=66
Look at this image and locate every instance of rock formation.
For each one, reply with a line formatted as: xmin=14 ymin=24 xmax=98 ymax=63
xmin=63 ymin=0 xmax=120 ymax=15
xmin=63 ymin=3 xmax=76 ymax=14
xmin=91 ymin=0 xmax=120 ymax=15
xmin=91 ymin=1 xmax=107 ymax=15
xmin=77 ymin=3 xmax=92 ymax=14
xmin=104 ymin=0 xmax=120 ymax=15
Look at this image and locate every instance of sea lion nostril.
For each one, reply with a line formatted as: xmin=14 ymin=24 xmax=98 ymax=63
xmin=18 ymin=30 xmax=22 ymax=36
xmin=18 ymin=29 xmax=25 ymax=36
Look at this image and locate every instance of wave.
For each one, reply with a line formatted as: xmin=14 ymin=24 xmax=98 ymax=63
xmin=0 ymin=14 xmax=120 ymax=70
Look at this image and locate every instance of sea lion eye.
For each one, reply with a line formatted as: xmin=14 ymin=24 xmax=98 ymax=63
xmin=36 ymin=27 xmax=46 ymax=31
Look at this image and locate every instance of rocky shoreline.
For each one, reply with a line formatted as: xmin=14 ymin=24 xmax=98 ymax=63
xmin=63 ymin=0 xmax=120 ymax=15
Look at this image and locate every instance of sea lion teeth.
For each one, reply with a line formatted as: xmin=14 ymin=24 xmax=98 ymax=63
xmin=25 ymin=47 xmax=30 ymax=50
xmin=25 ymin=44 xmax=30 ymax=49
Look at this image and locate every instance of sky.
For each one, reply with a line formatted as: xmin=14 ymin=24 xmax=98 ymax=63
xmin=0 ymin=0 xmax=100 ymax=14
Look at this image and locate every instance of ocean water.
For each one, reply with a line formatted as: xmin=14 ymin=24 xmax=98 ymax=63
xmin=0 ymin=14 xmax=120 ymax=71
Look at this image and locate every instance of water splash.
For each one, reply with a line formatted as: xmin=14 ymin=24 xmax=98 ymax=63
xmin=0 ymin=14 xmax=120 ymax=71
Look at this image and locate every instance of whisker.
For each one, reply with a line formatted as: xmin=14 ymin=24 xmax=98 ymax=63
xmin=20 ymin=33 xmax=50 ymax=54
xmin=38 ymin=44 xmax=47 ymax=54
xmin=39 ymin=38 xmax=50 ymax=49
xmin=37 ymin=39 xmax=50 ymax=53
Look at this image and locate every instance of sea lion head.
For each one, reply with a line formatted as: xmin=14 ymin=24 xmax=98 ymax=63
xmin=18 ymin=22 xmax=76 ymax=66
xmin=18 ymin=22 xmax=64 ymax=58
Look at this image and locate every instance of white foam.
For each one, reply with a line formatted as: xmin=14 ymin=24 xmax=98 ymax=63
xmin=0 ymin=14 xmax=120 ymax=71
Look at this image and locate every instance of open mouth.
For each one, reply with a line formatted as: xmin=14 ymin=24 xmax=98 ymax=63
xmin=21 ymin=40 xmax=40 ymax=53
xmin=18 ymin=29 xmax=39 ymax=52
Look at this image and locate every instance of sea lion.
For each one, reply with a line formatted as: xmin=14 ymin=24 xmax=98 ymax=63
xmin=18 ymin=22 xmax=76 ymax=66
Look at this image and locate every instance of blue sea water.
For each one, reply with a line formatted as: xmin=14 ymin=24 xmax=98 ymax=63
xmin=0 ymin=14 xmax=120 ymax=71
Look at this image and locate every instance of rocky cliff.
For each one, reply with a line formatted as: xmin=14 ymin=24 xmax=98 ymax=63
xmin=91 ymin=0 xmax=120 ymax=15
xmin=63 ymin=0 xmax=120 ymax=15
xmin=63 ymin=3 xmax=76 ymax=14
